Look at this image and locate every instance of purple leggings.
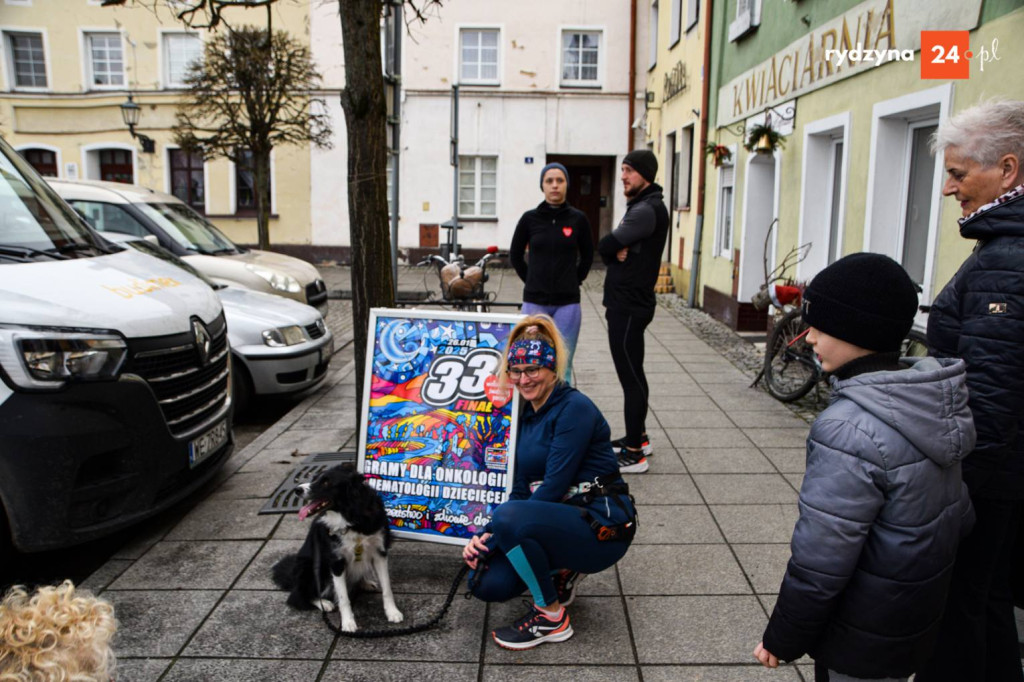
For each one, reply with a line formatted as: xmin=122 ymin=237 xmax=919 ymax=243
xmin=521 ymin=302 xmax=581 ymax=382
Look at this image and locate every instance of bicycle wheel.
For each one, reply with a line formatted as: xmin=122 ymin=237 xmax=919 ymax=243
xmin=901 ymin=328 xmax=929 ymax=357
xmin=763 ymin=308 xmax=819 ymax=402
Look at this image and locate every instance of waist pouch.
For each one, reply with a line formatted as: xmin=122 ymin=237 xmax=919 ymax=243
xmin=567 ymin=477 xmax=638 ymax=543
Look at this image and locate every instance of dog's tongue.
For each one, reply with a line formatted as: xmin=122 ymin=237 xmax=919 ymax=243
xmin=298 ymin=502 xmax=319 ymax=521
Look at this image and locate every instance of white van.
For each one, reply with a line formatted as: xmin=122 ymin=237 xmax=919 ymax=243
xmin=48 ymin=179 xmax=328 ymax=315
xmin=0 ymin=137 xmax=233 ymax=557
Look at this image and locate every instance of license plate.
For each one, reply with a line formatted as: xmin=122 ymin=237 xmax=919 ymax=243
xmin=189 ymin=419 xmax=228 ymax=468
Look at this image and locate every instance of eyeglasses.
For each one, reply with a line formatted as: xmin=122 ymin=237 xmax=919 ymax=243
xmin=508 ymin=366 xmax=543 ymax=380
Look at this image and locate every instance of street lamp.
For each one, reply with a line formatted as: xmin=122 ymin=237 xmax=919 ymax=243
xmin=120 ymin=94 xmax=155 ymax=153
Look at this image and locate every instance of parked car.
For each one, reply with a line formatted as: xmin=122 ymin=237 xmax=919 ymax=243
xmin=48 ymin=179 xmax=329 ymax=315
xmin=0 ymin=135 xmax=232 ymax=558
xmin=108 ymin=235 xmax=335 ymax=414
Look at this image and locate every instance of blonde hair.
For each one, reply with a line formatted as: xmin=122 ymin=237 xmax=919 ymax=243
xmin=500 ymin=314 xmax=569 ymax=383
xmin=0 ymin=581 xmax=116 ymax=682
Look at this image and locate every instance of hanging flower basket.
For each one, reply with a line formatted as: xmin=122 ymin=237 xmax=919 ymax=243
xmin=744 ymin=123 xmax=786 ymax=154
xmin=704 ymin=143 xmax=732 ymax=167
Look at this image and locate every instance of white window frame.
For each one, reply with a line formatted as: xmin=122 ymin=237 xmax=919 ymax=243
xmin=863 ymin=83 xmax=953 ymax=308
xmin=160 ymin=29 xmax=202 ymax=89
xmin=81 ymin=142 xmax=137 ymax=183
xmin=456 ymin=26 xmax=501 ymax=86
xmin=4 ymin=0 xmax=32 ymax=7
xmin=15 ymin=143 xmax=62 ymax=179
xmin=648 ymin=1 xmax=658 ymax=70
xmin=1 ymin=28 xmax=50 ymax=91
xmin=798 ymin=112 xmax=851 ymax=281
xmin=669 ymin=0 xmax=682 ymax=47
xmin=80 ymin=29 xmax=125 ymax=90
xmin=686 ymin=0 xmax=700 ymax=33
xmin=559 ymin=27 xmax=603 ymax=88
xmin=458 ymin=155 xmax=498 ymax=219
xmin=677 ymin=124 xmax=694 ymax=209
xmin=164 ymin=144 xmax=211 ymax=215
xmin=729 ymin=0 xmax=762 ymax=42
xmin=715 ymin=152 xmax=737 ymax=259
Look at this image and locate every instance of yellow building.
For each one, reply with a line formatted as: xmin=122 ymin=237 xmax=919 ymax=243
xmin=642 ymin=0 xmax=708 ymax=298
xmin=0 ymin=1 xmax=314 ymax=248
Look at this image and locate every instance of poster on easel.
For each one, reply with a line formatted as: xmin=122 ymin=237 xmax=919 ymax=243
xmin=358 ymin=308 xmax=523 ymax=546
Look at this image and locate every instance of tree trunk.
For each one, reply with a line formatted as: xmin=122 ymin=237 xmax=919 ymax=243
xmin=255 ymin=149 xmax=272 ymax=251
xmin=337 ymin=0 xmax=396 ymax=416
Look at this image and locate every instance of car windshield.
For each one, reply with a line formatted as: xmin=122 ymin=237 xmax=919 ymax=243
xmin=135 ymin=201 xmax=240 ymax=256
xmin=0 ymin=137 xmax=112 ymax=264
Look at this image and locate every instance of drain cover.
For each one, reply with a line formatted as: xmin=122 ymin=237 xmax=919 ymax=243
xmin=258 ymin=451 xmax=357 ymax=515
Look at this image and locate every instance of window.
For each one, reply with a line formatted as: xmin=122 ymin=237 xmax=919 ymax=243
xmin=715 ymin=163 xmax=735 ymax=258
xmin=667 ymin=132 xmax=679 ymax=210
xmin=677 ymin=126 xmax=694 ymax=209
xmin=648 ymin=2 xmax=658 ymax=70
xmin=729 ymin=0 xmax=761 ymax=42
xmin=99 ymin=149 xmax=133 ymax=184
xmin=686 ymin=0 xmax=699 ymax=32
xmin=386 ymin=152 xmax=394 ymax=216
xmin=19 ymin=148 xmax=57 ymax=177
xmin=458 ymin=156 xmax=497 ymax=218
xmin=68 ymin=200 xmax=148 ymax=237
xmin=670 ymin=0 xmax=682 ymax=47
xmin=5 ymin=31 xmax=46 ymax=88
xmin=169 ymin=148 xmax=205 ymax=213
xmin=163 ymin=32 xmax=201 ymax=88
xmin=85 ymin=32 xmax=124 ymax=87
xmin=901 ymin=123 xmax=938 ymax=286
xmin=827 ymin=138 xmax=844 ymax=265
xmin=235 ymin=149 xmax=256 ymax=213
xmin=459 ymin=29 xmax=499 ymax=85
xmin=561 ymin=31 xmax=601 ymax=86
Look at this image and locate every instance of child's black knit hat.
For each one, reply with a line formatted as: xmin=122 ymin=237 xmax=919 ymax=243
xmin=802 ymin=253 xmax=918 ymax=352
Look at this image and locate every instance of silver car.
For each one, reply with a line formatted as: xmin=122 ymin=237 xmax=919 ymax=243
xmin=114 ymin=236 xmax=334 ymax=413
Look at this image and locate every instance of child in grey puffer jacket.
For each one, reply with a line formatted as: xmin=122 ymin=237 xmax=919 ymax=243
xmin=754 ymin=254 xmax=975 ymax=682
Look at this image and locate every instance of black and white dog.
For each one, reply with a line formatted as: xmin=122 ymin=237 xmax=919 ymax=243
xmin=271 ymin=464 xmax=403 ymax=632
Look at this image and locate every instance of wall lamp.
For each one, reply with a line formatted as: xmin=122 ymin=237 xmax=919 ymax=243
xmin=120 ymin=94 xmax=156 ymax=153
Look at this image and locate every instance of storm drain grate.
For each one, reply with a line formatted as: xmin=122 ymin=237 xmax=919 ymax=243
xmin=258 ymin=451 xmax=357 ymax=515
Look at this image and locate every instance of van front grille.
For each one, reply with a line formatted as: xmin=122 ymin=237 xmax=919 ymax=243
xmin=126 ymin=314 xmax=229 ymax=438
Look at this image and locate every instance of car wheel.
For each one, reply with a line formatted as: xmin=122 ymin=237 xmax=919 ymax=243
xmin=232 ymin=358 xmax=253 ymax=416
xmin=0 ymin=508 xmax=14 ymax=582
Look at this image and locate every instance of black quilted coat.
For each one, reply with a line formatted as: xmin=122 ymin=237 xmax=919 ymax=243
xmin=928 ymin=192 xmax=1024 ymax=499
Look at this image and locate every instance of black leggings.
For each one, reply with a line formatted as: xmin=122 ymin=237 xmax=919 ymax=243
xmin=605 ymin=308 xmax=653 ymax=449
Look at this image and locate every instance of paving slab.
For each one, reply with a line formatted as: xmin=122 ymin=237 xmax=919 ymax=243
xmin=161 ymin=659 xmax=323 ymax=681
xmin=633 ymin=505 xmax=724 ymax=544
xmin=106 ymin=590 xmax=223 ymax=657
xmin=617 ymin=545 xmax=751 ymax=595
xmin=109 ymin=541 xmax=262 ymax=590
xmin=691 ymin=474 xmax=799 ymax=504
xmin=628 ymin=595 xmax=767 ymax=664
xmin=677 ymin=447 xmax=776 ymax=474
xmin=710 ymin=504 xmax=799 ymax=544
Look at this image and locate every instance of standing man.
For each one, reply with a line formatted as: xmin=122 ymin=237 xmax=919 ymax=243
xmin=598 ymin=149 xmax=669 ymax=474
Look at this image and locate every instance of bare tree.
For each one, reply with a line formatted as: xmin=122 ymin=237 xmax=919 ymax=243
xmin=173 ymin=26 xmax=332 ymax=250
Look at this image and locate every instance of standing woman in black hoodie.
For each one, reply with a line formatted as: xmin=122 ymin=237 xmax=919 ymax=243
xmin=509 ymin=162 xmax=593 ymax=381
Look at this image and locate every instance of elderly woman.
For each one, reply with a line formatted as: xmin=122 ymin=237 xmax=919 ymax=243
xmin=462 ymin=314 xmax=635 ymax=650
xmin=509 ymin=163 xmax=593 ymax=381
xmin=917 ymin=100 xmax=1024 ymax=682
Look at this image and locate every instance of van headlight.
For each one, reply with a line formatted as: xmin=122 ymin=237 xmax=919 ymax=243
xmin=262 ymin=326 xmax=305 ymax=347
xmin=245 ymin=264 xmax=302 ymax=293
xmin=0 ymin=327 xmax=126 ymax=390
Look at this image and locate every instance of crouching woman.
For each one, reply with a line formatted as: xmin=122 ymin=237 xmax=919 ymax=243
xmin=463 ymin=314 xmax=637 ymax=650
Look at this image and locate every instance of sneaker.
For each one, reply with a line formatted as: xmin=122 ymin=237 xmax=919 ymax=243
xmin=617 ymin=448 xmax=649 ymax=474
xmin=491 ymin=604 xmax=574 ymax=650
xmin=612 ymin=436 xmax=652 ymax=456
xmin=553 ymin=570 xmax=587 ymax=607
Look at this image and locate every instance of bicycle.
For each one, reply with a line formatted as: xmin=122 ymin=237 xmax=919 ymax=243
xmin=413 ymin=246 xmax=507 ymax=312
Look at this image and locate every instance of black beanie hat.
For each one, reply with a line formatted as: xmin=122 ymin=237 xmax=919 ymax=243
xmin=622 ymin=149 xmax=658 ymax=183
xmin=802 ymin=253 xmax=918 ymax=352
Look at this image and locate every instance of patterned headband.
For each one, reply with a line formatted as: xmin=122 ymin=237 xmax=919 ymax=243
xmin=507 ymin=338 xmax=556 ymax=371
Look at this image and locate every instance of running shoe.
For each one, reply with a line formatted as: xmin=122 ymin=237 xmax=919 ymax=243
xmin=554 ymin=570 xmax=587 ymax=607
xmin=617 ymin=448 xmax=649 ymax=474
xmin=492 ymin=604 xmax=573 ymax=650
xmin=612 ymin=436 xmax=653 ymax=456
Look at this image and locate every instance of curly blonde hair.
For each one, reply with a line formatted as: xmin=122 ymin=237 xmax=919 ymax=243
xmin=500 ymin=314 xmax=569 ymax=383
xmin=0 ymin=581 xmax=116 ymax=682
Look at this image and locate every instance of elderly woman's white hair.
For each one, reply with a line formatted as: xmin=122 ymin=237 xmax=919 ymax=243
xmin=932 ymin=99 xmax=1024 ymax=168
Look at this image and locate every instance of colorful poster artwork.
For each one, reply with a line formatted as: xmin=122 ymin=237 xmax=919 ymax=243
xmin=358 ymin=308 xmax=521 ymax=546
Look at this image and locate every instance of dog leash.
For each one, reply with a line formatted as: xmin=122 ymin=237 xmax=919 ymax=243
xmin=319 ymin=564 xmax=470 ymax=638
